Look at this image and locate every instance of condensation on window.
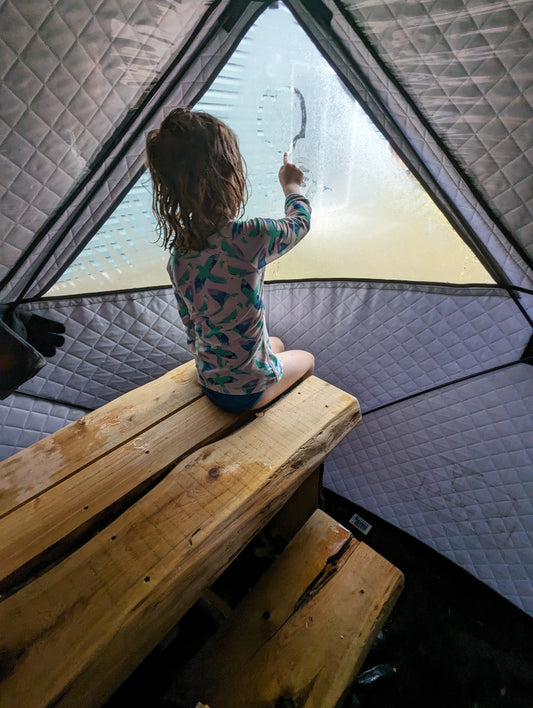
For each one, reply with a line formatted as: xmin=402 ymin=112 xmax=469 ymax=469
xmin=48 ymin=3 xmax=492 ymax=297
xmin=47 ymin=171 xmax=164 ymax=296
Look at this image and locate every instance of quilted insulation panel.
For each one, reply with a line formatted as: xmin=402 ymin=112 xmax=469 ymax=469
xmin=15 ymin=289 xmax=192 ymax=410
xmin=286 ymin=0 xmax=533 ymax=297
xmin=265 ymin=281 xmax=529 ymax=408
xmin=325 ymin=363 xmax=533 ymax=616
xmin=339 ymin=0 xmax=533 ymax=263
xmin=0 ymin=0 xmax=214 ymax=284
xmin=0 ymin=0 xmax=268 ymax=304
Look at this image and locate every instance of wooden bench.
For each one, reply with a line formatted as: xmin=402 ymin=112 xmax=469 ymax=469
xmin=0 ymin=361 xmax=361 ymax=708
xmin=169 ymin=509 xmax=404 ymax=708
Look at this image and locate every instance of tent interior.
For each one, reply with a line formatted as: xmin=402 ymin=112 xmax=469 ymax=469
xmin=1 ymin=0 xmax=532 ymax=704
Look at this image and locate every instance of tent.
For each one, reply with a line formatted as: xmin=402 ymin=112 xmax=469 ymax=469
xmin=1 ymin=0 xmax=532 ymax=619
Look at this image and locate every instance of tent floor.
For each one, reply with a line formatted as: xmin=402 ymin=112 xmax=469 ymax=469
xmin=105 ymin=489 xmax=533 ymax=708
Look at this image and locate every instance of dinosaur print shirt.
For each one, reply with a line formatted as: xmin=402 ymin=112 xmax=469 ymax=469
xmin=168 ymin=193 xmax=311 ymax=396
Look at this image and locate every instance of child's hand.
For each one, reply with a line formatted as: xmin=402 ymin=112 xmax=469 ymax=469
xmin=279 ymin=152 xmax=304 ymax=196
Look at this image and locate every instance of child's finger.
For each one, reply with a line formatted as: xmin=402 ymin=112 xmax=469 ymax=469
xmin=283 ymin=151 xmax=289 ymax=165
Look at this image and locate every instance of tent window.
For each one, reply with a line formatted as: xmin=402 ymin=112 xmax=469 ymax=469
xmin=47 ymin=3 xmax=492 ymax=297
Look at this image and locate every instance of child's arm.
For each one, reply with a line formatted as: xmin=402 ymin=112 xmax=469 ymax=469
xmin=239 ymin=153 xmax=311 ymax=268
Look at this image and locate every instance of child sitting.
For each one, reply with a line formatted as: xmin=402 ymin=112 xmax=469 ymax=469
xmin=146 ymin=108 xmax=314 ymax=412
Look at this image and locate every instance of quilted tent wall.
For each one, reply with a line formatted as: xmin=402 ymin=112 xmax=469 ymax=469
xmin=1 ymin=0 xmax=532 ymax=614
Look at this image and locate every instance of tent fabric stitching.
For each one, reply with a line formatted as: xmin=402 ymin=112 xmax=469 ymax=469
xmin=0 ymin=0 xmax=219 ymax=288
xmin=325 ymin=362 xmax=533 ymax=615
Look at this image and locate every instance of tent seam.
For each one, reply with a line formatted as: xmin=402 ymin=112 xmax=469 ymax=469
xmin=362 ymin=359 xmax=531 ymax=417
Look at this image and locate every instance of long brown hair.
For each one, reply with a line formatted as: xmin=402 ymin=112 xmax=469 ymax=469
xmin=146 ymin=108 xmax=248 ymax=251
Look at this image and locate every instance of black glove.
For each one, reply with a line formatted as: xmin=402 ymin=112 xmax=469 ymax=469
xmin=22 ymin=313 xmax=66 ymax=358
xmin=0 ymin=309 xmax=66 ymax=398
xmin=0 ymin=318 xmax=45 ymax=399
xmin=4 ymin=309 xmax=66 ymax=358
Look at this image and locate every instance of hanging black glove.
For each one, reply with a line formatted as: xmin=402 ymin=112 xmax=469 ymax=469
xmin=21 ymin=313 xmax=66 ymax=358
xmin=0 ymin=308 xmax=66 ymax=399
xmin=0 ymin=317 xmax=45 ymax=399
xmin=3 ymin=309 xmax=66 ymax=358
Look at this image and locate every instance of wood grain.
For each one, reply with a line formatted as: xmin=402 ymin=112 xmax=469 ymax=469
xmin=0 ymin=395 xmax=241 ymax=594
xmin=0 ymin=360 xmax=199 ymax=518
xmin=0 ymin=376 xmax=360 ymax=708
xmin=172 ymin=509 xmax=404 ymax=708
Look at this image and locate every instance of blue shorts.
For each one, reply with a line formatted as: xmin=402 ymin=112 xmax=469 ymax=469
xmin=200 ymin=386 xmax=264 ymax=413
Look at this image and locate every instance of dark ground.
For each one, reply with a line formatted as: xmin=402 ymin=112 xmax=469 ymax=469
xmin=106 ymin=489 xmax=533 ymax=708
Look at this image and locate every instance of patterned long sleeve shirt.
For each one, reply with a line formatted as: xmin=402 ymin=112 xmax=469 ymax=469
xmin=168 ymin=193 xmax=311 ymax=395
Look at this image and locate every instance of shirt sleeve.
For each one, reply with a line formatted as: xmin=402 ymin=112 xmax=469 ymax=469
xmin=235 ymin=193 xmax=312 ymax=268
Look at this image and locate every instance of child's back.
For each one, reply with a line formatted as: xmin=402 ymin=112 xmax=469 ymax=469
xmin=146 ymin=108 xmax=314 ymax=412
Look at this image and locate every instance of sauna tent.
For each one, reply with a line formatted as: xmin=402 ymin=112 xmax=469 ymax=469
xmin=0 ymin=0 xmax=532 ymax=617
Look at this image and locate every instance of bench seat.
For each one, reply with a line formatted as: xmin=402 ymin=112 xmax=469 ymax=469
xmin=0 ymin=364 xmax=360 ymax=708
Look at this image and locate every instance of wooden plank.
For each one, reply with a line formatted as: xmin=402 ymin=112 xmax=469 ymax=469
xmin=0 ymin=376 xmax=360 ymax=708
xmin=0 ymin=396 xmax=243 ymax=594
xmin=0 ymin=360 xmax=199 ymax=518
xmin=171 ymin=509 xmax=404 ymax=708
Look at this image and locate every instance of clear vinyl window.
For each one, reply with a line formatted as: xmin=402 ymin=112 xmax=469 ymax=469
xmin=48 ymin=3 xmax=492 ymax=296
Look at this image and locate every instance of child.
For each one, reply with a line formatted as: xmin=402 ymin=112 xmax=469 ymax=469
xmin=146 ymin=108 xmax=314 ymax=413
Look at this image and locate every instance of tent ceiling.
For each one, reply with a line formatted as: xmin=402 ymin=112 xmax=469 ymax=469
xmin=48 ymin=4 xmax=498 ymax=297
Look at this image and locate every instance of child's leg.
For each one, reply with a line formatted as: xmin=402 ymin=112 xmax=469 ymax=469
xmin=252 ymin=349 xmax=315 ymax=409
xmin=269 ymin=336 xmax=285 ymax=354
